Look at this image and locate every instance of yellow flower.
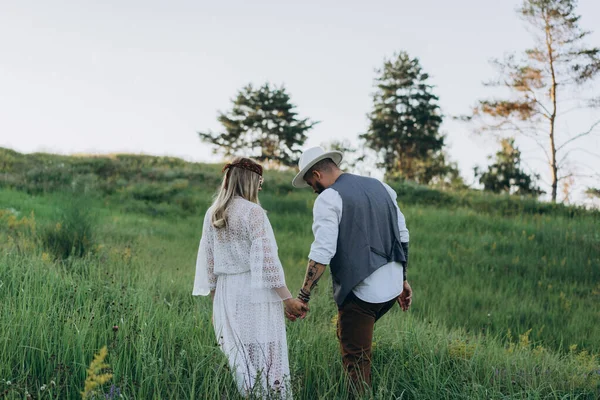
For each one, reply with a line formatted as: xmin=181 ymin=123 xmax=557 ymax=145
xmin=330 ymin=314 xmax=338 ymax=333
xmin=569 ymin=344 xmax=578 ymax=353
xmin=559 ymin=291 xmax=571 ymax=312
xmin=122 ymin=247 xmax=132 ymax=262
xmin=518 ymin=328 xmax=532 ymax=349
xmin=81 ymin=346 xmax=112 ymax=399
xmin=448 ymin=338 xmax=476 ymax=360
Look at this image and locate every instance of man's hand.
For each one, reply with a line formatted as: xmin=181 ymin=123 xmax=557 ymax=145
xmin=284 ymin=298 xmax=309 ymax=321
xmin=284 ymin=310 xmax=297 ymax=322
xmin=397 ymin=281 xmax=412 ymax=311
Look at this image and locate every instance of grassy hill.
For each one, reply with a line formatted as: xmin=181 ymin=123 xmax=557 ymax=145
xmin=1 ymin=147 xmax=599 ymax=399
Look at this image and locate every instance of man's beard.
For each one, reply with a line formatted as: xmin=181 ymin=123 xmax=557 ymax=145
xmin=315 ymin=181 xmax=326 ymax=194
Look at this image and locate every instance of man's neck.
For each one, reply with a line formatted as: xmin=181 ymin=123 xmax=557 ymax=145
xmin=323 ymin=169 xmax=344 ymax=190
xmin=332 ymin=169 xmax=344 ymax=182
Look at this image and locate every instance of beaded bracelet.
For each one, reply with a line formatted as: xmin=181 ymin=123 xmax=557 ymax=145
xmin=298 ymin=289 xmax=311 ymax=303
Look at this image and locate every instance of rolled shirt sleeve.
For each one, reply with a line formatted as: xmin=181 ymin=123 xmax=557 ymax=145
xmin=308 ymin=188 xmax=342 ymax=265
xmin=382 ymin=182 xmax=409 ymax=243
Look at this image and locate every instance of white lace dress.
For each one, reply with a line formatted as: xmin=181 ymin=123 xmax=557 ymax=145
xmin=193 ymin=197 xmax=292 ymax=398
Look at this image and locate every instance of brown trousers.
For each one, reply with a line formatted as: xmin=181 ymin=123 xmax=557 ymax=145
xmin=337 ymin=292 xmax=397 ymax=393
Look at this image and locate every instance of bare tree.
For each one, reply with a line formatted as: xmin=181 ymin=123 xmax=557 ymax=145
xmin=470 ymin=0 xmax=600 ymax=202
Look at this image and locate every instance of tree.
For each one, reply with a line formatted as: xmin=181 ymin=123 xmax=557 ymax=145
xmin=199 ymin=83 xmax=317 ymax=167
xmin=321 ymin=139 xmax=366 ymax=172
xmin=360 ymin=51 xmax=459 ymax=185
xmin=471 ymin=0 xmax=600 ymax=202
xmin=586 ymin=187 xmax=600 ymax=198
xmin=413 ymin=150 xmax=465 ymax=189
xmin=585 ymin=186 xmax=600 ymax=208
xmin=474 ymin=138 xmax=543 ymax=196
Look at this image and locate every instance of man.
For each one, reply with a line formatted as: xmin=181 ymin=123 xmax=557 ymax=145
xmin=290 ymin=146 xmax=412 ymax=394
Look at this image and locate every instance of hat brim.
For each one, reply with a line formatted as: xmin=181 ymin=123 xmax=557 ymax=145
xmin=292 ymin=151 xmax=344 ymax=188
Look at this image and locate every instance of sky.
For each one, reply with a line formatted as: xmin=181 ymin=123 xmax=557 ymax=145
xmin=1 ymin=0 xmax=599 ymax=204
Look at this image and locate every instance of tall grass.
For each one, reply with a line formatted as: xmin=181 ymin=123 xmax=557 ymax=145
xmin=0 ymin=247 xmax=598 ymax=399
xmin=0 ymin=150 xmax=599 ymax=398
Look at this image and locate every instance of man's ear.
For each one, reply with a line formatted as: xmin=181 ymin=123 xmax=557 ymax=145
xmin=312 ymin=170 xmax=322 ymax=181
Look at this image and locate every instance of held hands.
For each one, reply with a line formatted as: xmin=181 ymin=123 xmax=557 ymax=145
xmin=283 ymin=298 xmax=309 ymax=322
xmin=397 ymin=281 xmax=413 ymax=311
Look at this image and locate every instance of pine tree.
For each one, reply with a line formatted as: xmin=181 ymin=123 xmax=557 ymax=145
xmin=361 ymin=51 xmax=458 ymax=185
xmin=475 ymin=138 xmax=543 ymax=196
xmin=199 ymin=83 xmax=317 ymax=167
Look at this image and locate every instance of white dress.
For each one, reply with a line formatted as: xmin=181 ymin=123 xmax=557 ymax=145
xmin=193 ymin=197 xmax=292 ymax=398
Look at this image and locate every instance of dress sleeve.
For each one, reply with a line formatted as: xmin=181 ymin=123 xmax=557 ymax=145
xmin=193 ymin=210 xmax=217 ymax=296
xmin=248 ymin=205 xmax=287 ymax=289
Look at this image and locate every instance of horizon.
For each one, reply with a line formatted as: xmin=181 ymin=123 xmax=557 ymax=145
xmin=1 ymin=0 xmax=599 ymax=205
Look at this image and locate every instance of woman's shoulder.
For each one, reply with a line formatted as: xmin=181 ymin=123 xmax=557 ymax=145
xmin=202 ymin=205 xmax=215 ymax=225
xmin=204 ymin=204 xmax=216 ymax=217
xmin=233 ymin=197 xmax=263 ymax=212
xmin=232 ymin=198 xmax=269 ymax=226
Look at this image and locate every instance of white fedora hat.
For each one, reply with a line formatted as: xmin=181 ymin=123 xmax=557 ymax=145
xmin=292 ymin=146 xmax=344 ymax=188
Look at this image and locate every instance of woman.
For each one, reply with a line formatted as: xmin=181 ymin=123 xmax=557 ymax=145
xmin=193 ymin=157 xmax=307 ymax=398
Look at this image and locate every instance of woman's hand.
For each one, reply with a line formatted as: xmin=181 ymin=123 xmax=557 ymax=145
xmin=283 ymin=298 xmax=309 ymax=321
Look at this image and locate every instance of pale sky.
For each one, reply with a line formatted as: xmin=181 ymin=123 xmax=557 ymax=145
xmin=1 ymin=0 xmax=599 ymax=203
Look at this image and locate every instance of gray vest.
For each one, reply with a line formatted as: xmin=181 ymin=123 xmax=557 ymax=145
xmin=328 ymin=174 xmax=406 ymax=306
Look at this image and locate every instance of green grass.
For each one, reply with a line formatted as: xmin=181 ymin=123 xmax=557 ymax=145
xmin=0 ymin=149 xmax=599 ymax=399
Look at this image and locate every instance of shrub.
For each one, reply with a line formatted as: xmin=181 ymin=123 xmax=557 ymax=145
xmin=40 ymin=196 xmax=96 ymax=260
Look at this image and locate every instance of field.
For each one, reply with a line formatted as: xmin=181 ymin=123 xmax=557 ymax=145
xmin=0 ymin=148 xmax=599 ymax=399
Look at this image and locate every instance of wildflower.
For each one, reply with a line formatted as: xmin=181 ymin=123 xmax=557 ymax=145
xmin=81 ymin=346 xmax=113 ymax=399
xmin=569 ymin=344 xmax=578 ymax=352
xmin=112 ymin=325 xmax=119 ymax=332
xmin=40 ymin=384 xmax=47 ymax=391
xmin=6 ymin=380 xmax=11 ymax=385
xmin=104 ymin=384 xmax=121 ymax=400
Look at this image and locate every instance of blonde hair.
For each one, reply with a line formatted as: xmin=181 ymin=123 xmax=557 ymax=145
xmin=211 ymin=157 xmax=262 ymax=229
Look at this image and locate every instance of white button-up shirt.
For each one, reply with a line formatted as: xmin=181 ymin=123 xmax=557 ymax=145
xmin=308 ymin=180 xmax=409 ymax=303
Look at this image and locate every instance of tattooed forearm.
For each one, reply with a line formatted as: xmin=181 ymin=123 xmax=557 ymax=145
xmin=298 ymin=259 xmax=326 ymax=303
